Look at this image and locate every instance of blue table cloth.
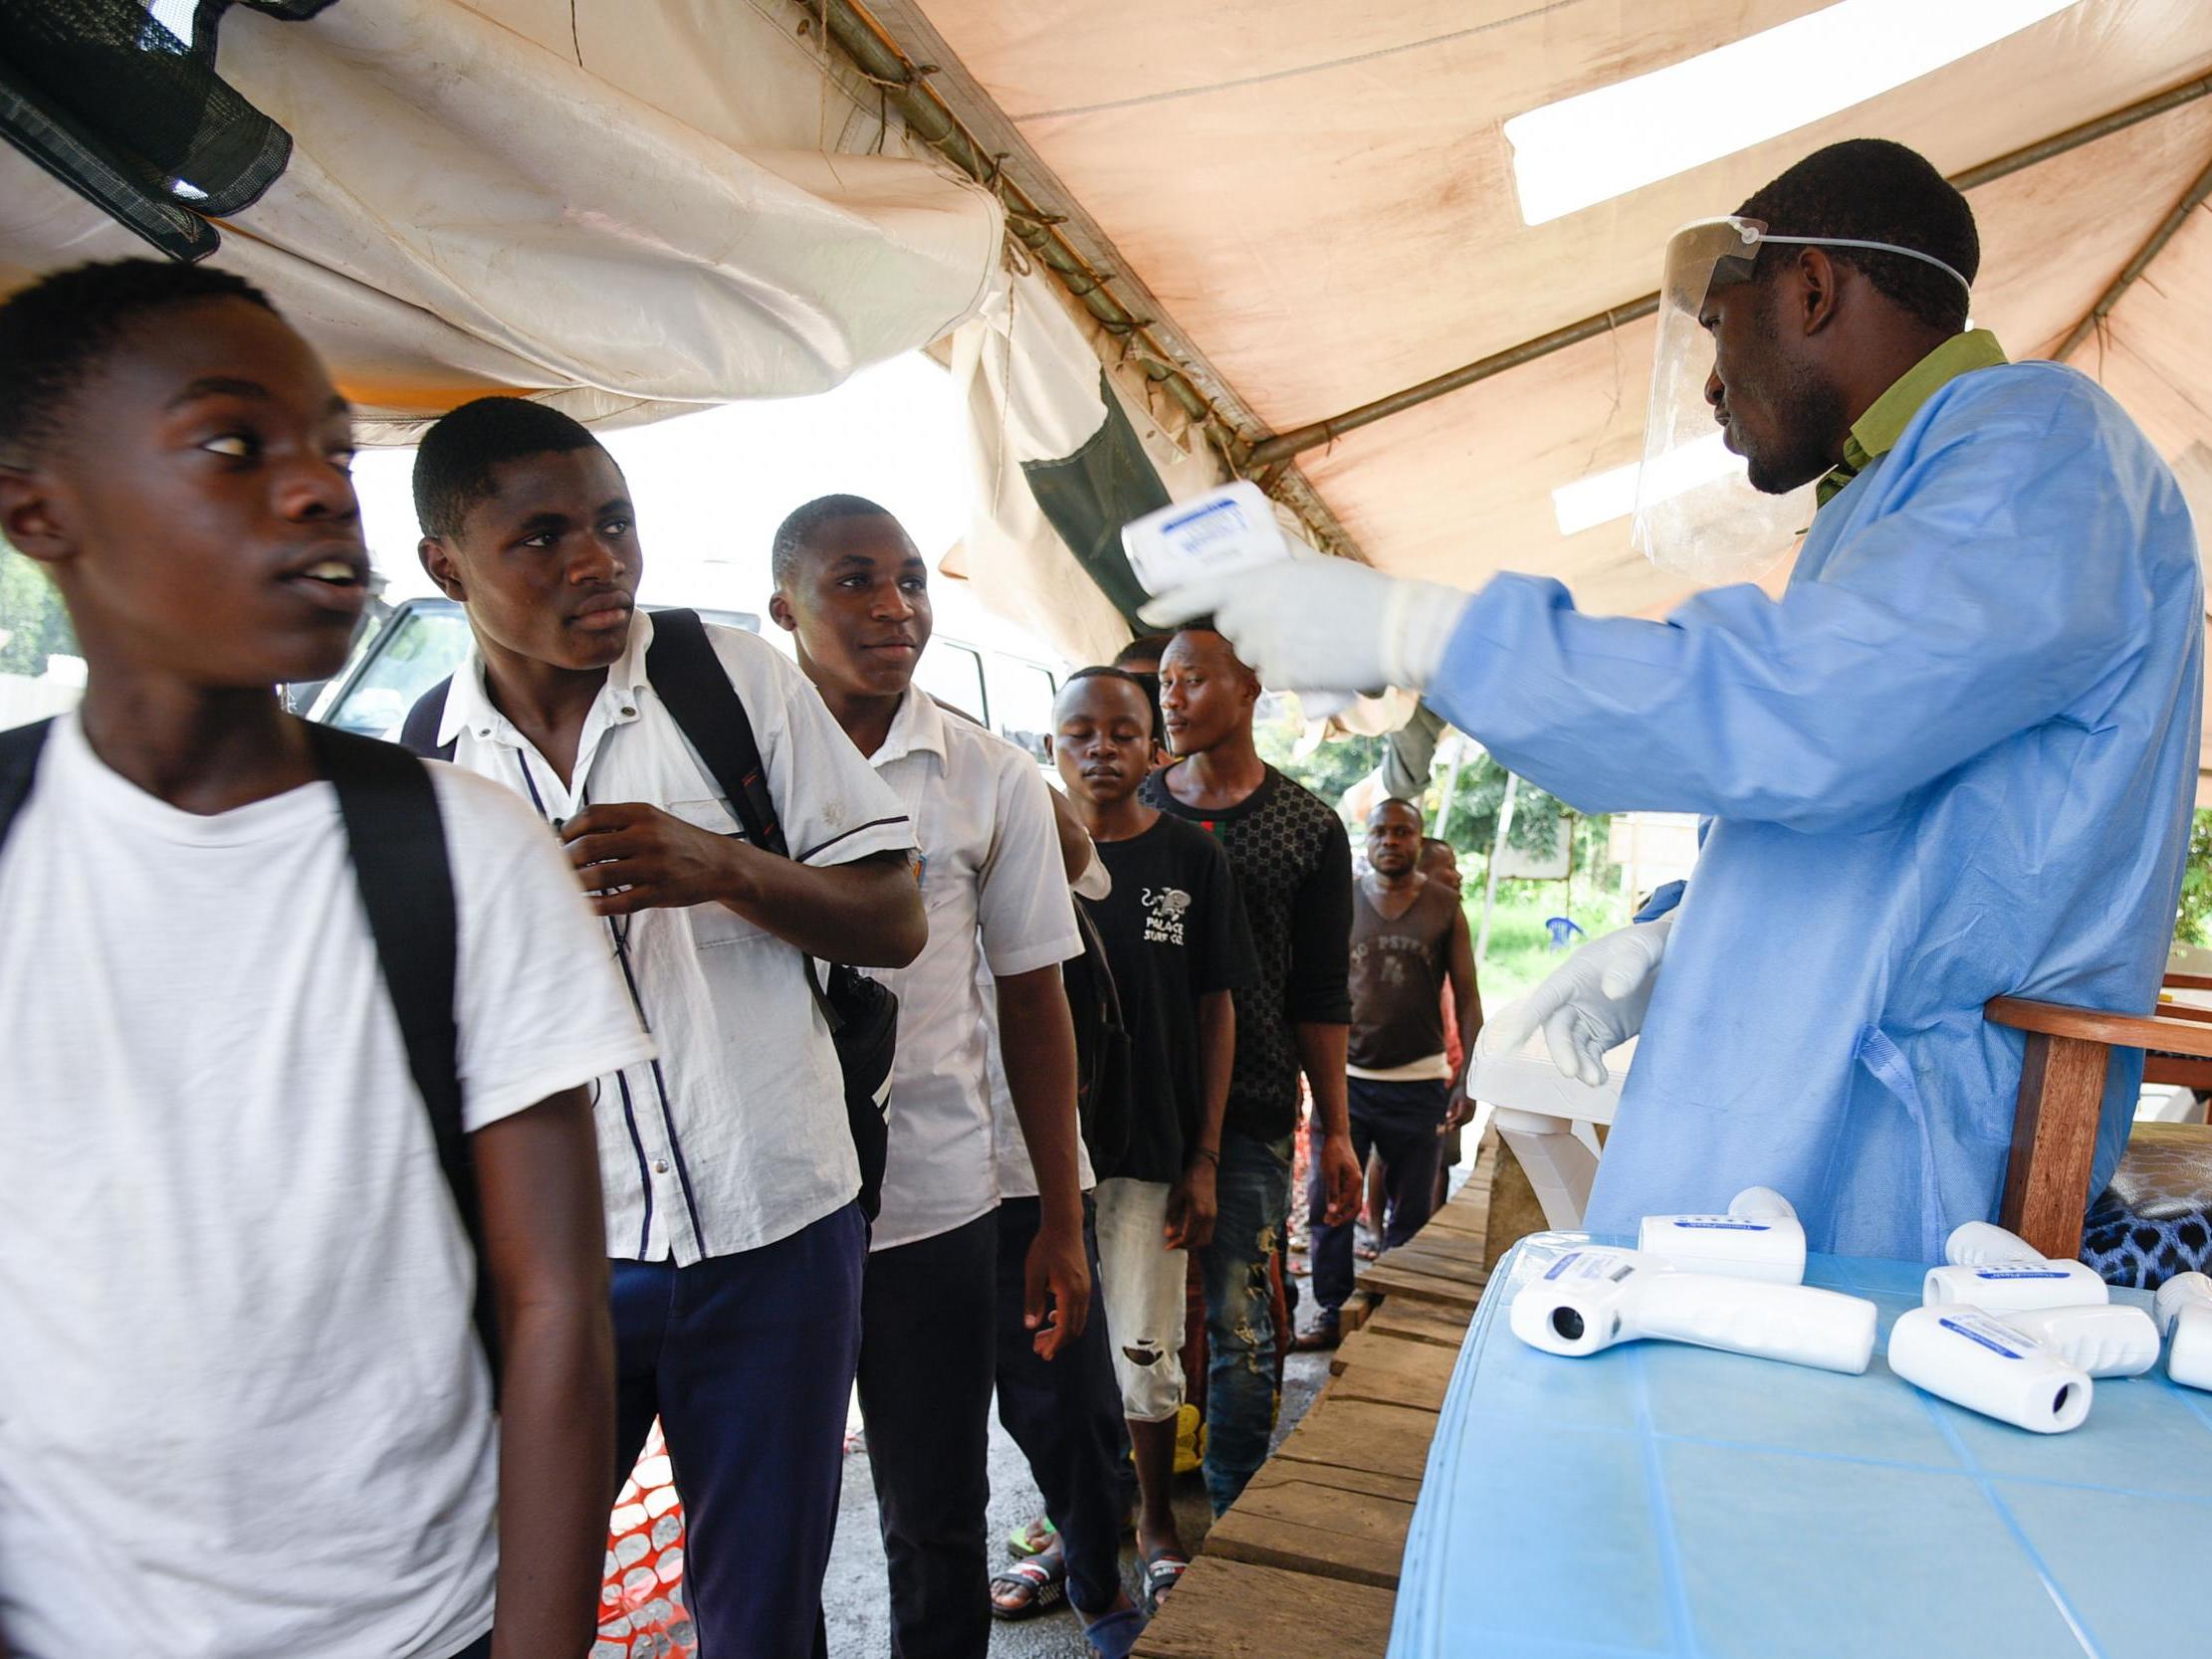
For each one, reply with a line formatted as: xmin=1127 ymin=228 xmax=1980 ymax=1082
xmin=1389 ymin=1233 xmax=2212 ymax=1658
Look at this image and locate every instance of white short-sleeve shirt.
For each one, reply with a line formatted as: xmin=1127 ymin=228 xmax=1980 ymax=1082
xmin=861 ymin=692 xmax=1082 ymax=1250
xmin=0 ymin=714 xmax=652 ymax=1659
xmin=437 ymin=613 xmax=915 ymax=1263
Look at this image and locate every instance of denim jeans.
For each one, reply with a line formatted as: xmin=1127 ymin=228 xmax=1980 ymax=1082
xmin=1198 ymin=1130 xmax=1292 ymax=1513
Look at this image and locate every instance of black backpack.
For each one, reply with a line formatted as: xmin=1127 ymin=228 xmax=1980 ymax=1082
xmin=0 ymin=716 xmax=500 ymax=1378
xmin=1065 ymin=900 xmax=1132 ymax=1178
xmin=400 ymin=609 xmax=897 ymax=1220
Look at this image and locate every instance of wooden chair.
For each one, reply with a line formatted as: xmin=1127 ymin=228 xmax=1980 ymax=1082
xmin=1987 ymin=994 xmax=2212 ymax=1259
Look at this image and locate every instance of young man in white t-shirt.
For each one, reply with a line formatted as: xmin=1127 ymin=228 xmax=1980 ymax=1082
xmin=408 ymin=402 xmax=925 ymax=1658
xmin=0 ymin=261 xmax=650 ymax=1658
xmin=772 ymin=497 xmax=1145 ymax=1659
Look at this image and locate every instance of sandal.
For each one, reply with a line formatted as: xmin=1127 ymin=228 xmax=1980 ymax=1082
xmin=1083 ymin=1605 xmax=1147 ymax=1659
xmin=989 ymin=1551 xmax=1067 ymax=1621
xmin=1005 ymin=1516 xmax=1057 ymax=1559
xmin=1141 ymin=1550 xmax=1189 ymax=1615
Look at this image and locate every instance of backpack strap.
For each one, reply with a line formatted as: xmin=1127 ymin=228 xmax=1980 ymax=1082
xmin=0 ymin=717 xmax=495 ymax=1375
xmin=645 ymin=610 xmax=785 ymax=853
xmin=644 ymin=610 xmax=842 ymax=1030
xmin=302 ymin=722 xmax=496 ymax=1381
xmin=0 ymin=719 xmax=55 ymax=855
xmin=399 ymin=676 xmax=457 ymax=762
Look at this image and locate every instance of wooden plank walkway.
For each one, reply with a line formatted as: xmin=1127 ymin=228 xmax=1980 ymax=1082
xmin=1133 ymin=1138 xmax=1498 ymax=1659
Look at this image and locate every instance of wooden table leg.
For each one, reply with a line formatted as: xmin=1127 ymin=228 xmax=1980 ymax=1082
xmin=1999 ymin=1030 xmax=2110 ymax=1261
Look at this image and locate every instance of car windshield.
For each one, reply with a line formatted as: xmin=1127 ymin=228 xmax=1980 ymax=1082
xmin=322 ymin=606 xmax=473 ymax=736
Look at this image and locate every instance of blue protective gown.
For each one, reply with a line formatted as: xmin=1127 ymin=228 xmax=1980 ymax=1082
xmin=1430 ymin=361 xmax=2202 ymax=1261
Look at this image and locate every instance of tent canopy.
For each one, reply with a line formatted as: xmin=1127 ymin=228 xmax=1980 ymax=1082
xmin=4 ymin=2 xmax=2209 ymax=777
xmin=898 ymin=0 xmax=2212 ymax=606
xmin=883 ymin=0 xmax=2212 ymax=789
xmin=0 ymin=0 xmax=1004 ymax=430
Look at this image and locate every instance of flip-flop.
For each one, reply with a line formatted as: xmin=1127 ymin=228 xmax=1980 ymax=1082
xmin=989 ymin=1554 xmax=1067 ymax=1621
xmin=1083 ymin=1605 xmax=1148 ymax=1659
xmin=1004 ymin=1516 xmax=1058 ymax=1559
xmin=1141 ymin=1550 xmax=1190 ymax=1615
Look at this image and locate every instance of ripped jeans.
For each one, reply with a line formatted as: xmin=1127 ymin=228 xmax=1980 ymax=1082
xmin=1199 ymin=1131 xmax=1293 ymax=1513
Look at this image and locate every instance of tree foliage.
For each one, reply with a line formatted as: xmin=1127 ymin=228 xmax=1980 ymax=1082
xmin=2176 ymin=809 xmax=2212 ymax=947
xmin=1253 ymin=709 xmax=1620 ymax=899
xmin=0 ymin=545 xmax=76 ymax=679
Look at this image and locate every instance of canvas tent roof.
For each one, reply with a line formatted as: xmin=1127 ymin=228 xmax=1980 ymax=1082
xmin=880 ymin=0 xmax=2212 ymax=792
xmin=5 ymin=2 xmax=2212 ymax=783
xmin=890 ymin=0 xmax=2212 ymax=600
xmin=0 ymin=0 xmax=1005 ymax=429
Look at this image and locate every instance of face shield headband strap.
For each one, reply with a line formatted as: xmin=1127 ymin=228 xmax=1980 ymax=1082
xmin=1755 ymin=233 xmax=1972 ymax=302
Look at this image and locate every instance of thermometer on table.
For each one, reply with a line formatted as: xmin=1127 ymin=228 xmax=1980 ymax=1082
xmin=1508 ymin=1246 xmax=1876 ymax=1373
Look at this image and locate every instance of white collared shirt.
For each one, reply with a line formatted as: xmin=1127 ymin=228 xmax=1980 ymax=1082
xmin=439 ymin=613 xmax=915 ymax=1263
xmin=0 ymin=715 xmax=652 ymax=1659
xmin=859 ymin=691 xmax=1082 ymax=1251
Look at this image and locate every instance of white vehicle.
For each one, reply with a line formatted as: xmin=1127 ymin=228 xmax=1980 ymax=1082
xmin=308 ymin=595 xmax=1065 ymax=764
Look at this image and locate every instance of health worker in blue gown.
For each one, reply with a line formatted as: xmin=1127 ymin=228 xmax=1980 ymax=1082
xmin=1144 ymin=139 xmax=2202 ymax=1263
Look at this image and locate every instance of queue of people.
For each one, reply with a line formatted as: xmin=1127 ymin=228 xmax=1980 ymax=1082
xmin=0 ymin=253 xmax=1459 ymax=1659
xmin=6 ymin=126 xmax=2201 ymax=1659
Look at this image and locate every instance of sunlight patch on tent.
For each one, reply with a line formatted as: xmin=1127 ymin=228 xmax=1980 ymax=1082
xmin=1551 ymin=433 xmax=1742 ymax=536
xmin=1503 ymin=0 xmax=2081 ymax=226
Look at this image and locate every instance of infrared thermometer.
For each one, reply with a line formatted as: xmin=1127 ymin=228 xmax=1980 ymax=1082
xmin=2154 ymin=1271 xmax=2212 ymax=1391
xmin=1887 ymin=1305 xmax=2093 ymax=1432
xmin=1638 ymin=1186 xmax=1807 ymax=1285
xmin=1508 ymin=1247 xmax=1876 ymax=1374
xmin=1119 ymin=483 xmax=1351 ymax=719
xmin=2002 ymin=1303 xmax=2160 ymax=1378
xmin=1922 ymin=1221 xmax=2108 ymax=1312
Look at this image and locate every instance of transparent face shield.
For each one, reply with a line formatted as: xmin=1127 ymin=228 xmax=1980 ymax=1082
xmin=1632 ymin=216 xmax=1972 ymax=585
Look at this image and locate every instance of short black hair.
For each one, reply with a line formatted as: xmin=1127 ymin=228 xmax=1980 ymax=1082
xmin=1163 ymin=624 xmax=1255 ymax=687
xmin=771 ymin=493 xmax=898 ymax=591
xmin=412 ymin=395 xmax=608 ymax=541
xmin=1371 ymin=796 xmax=1424 ymax=823
xmin=0 ymin=258 xmax=277 ymax=461
xmin=1061 ymin=663 xmax=1158 ymax=735
xmin=1113 ymin=632 xmax=1176 ymax=671
xmin=1737 ymin=139 xmax=1978 ymax=333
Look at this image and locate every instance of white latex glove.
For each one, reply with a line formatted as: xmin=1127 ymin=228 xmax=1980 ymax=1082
xmin=1475 ymin=915 xmax=1673 ymax=1087
xmin=1137 ymin=556 xmax=1470 ymax=696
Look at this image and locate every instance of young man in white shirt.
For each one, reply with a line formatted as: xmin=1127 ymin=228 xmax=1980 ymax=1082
xmin=0 ymin=261 xmax=648 ymax=1659
xmin=771 ymin=497 xmax=1143 ymax=1659
xmin=410 ymin=403 xmax=925 ymax=1658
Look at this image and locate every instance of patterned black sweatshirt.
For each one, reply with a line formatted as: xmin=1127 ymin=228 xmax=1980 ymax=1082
xmin=1139 ymin=763 xmax=1352 ymax=1141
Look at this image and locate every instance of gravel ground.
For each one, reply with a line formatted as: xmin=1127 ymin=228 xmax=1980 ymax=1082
xmin=822 ymin=1312 xmax=1333 ymax=1657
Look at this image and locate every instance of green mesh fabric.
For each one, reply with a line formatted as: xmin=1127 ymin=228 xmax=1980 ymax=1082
xmin=0 ymin=0 xmax=338 ymax=261
xmin=1019 ymin=370 xmax=1171 ymax=633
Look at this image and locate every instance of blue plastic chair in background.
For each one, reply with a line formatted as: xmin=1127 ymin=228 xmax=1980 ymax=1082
xmin=1544 ymin=916 xmax=1586 ymax=951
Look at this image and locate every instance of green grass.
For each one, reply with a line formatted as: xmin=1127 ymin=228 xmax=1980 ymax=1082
xmin=1465 ymin=889 xmax=1632 ymax=1006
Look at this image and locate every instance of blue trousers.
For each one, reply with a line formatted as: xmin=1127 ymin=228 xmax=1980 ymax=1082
xmin=855 ymin=1209 xmax=999 ymax=1659
xmin=1199 ymin=1132 xmax=1292 ymax=1514
xmin=1308 ymin=1078 xmax=1448 ymax=1315
xmin=993 ymin=1196 xmax=1128 ymax=1616
xmin=611 ymin=1200 xmax=867 ymax=1659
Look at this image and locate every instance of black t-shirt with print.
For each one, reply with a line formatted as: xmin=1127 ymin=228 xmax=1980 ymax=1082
xmin=1084 ymin=815 xmax=1257 ymax=1184
xmin=1139 ymin=764 xmax=1353 ymax=1141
